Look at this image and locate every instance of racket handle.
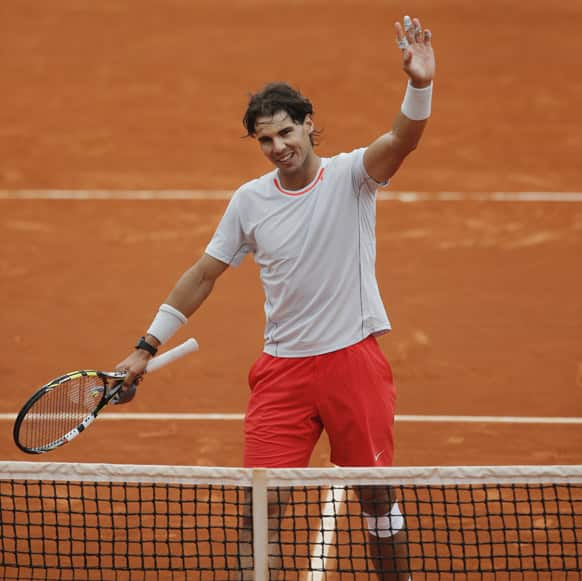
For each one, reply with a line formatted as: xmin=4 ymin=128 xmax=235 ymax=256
xmin=145 ymin=338 xmax=199 ymax=373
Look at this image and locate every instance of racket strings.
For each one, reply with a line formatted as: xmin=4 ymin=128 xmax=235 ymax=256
xmin=18 ymin=374 xmax=107 ymax=449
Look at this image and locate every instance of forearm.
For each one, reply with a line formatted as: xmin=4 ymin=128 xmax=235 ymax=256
xmin=390 ymin=109 xmax=429 ymax=155
xmin=142 ymin=266 xmax=214 ymax=349
xmin=364 ymin=113 xmax=429 ymax=183
xmin=146 ymin=254 xmax=228 ymax=346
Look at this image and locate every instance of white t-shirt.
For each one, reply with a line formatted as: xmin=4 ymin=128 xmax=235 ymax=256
xmin=205 ymin=147 xmax=391 ymax=357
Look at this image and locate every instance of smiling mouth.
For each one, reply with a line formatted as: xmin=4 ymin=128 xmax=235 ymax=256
xmin=277 ymin=152 xmax=293 ymax=163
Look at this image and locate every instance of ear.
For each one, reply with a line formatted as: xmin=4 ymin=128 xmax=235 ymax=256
xmin=304 ymin=114 xmax=314 ymax=132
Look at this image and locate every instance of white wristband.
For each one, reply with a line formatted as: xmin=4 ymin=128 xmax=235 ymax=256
xmin=401 ymin=81 xmax=433 ymax=121
xmin=147 ymin=303 xmax=187 ymax=345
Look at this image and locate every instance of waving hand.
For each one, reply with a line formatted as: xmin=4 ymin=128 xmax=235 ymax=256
xmin=395 ymin=15 xmax=435 ymax=88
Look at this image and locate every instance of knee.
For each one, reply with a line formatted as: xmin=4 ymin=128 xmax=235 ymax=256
xmin=363 ymin=501 xmax=405 ymax=538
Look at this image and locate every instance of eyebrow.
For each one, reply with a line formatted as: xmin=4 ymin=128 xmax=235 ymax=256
xmin=256 ymin=125 xmax=294 ymax=142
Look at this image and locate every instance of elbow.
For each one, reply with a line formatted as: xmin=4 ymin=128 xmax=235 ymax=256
xmin=401 ymin=136 xmax=421 ymax=157
xmin=393 ymin=123 xmax=425 ymax=158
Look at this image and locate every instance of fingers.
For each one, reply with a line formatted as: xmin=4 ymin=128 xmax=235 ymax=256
xmin=114 ymin=363 xmax=134 ymax=387
xmin=413 ymin=18 xmax=423 ymax=43
xmin=108 ymin=371 xmax=143 ymax=405
xmin=115 ymin=367 xmax=141 ymax=391
xmin=115 ymin=359 xmax=130 ymax=375
xmin=405 ymin=16 xmax=416 ymax=44
xmin=111 ymin=381 xmax=138 ymax=405
xmin=116 ymin=351 xmax=150 ymax=387
xmin=394 ymin=20 xmax=408 ymax=51
xmin=121 ymin=369 xmax=143 ymax=388
xmin=394 ymin=15 xmax=432 ymax=50
xmin=423 ymin=28 xmax=433 ymax=47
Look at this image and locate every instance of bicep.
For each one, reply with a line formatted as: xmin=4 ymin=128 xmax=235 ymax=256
xmin=165 ymin=254 xmax=229 ymax=316
xmin=363 ymin=132 xmax=403 ymax=184
xmin=174 ymin=254 xmax=229 ymax=295
xmin=199 ymin=253 xmax=230 ymax=281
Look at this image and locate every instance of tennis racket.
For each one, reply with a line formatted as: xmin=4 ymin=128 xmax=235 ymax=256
xmin=13 ymin=338 xmax=199 ymax=454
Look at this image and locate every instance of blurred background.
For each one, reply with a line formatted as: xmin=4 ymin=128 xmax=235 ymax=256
xmin=1 ymin=0 xmax=581 ymax=467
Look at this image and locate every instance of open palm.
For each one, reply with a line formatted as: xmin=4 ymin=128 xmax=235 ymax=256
xmin=395 ymin=16 xmax=435 ymax=88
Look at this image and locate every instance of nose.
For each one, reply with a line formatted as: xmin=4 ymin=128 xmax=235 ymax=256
xmin=272 ymin=137 xmax=286 ymax=153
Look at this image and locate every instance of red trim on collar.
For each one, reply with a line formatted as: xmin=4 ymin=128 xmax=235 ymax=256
xmin=274 ymin=167 xmax=325 ymax=196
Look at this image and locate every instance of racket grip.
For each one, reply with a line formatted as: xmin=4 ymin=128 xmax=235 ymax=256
xmin=145 ymin=338 xmax=199 ymax=373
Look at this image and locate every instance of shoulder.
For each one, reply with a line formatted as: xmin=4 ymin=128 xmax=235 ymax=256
xmin=233 ymin=170 xmax=277 ymax=203
xmin=319 ymin=148 xmax=367 ymax=182
xmin=323 ymin=147 xmax=385 ymax=194
xmin=323 ymin=147 xmax=366 ymax=169
xmin=227 ymin=170 xmax=279 ymax=224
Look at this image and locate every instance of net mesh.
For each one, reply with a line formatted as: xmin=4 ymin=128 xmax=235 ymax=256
xmin=0 ymin=462 xmax=580 ymax=580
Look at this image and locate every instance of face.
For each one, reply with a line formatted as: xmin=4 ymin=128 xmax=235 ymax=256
xmin=254 ymin=111 xmax=315 ymax=176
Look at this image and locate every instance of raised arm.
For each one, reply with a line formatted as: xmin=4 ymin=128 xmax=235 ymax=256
xmin=364 ymin=16 xmax=436 ymax=184
xmin=115 ymin=253 xmax=229 ymax=391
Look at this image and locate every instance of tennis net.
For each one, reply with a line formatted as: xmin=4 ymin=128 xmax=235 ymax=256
xmin=0 ymin=462 xmax=580 ymax=580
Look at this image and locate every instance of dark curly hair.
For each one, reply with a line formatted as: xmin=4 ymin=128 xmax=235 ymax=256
xmin=242 ymin=82 xmax=320 ymax=145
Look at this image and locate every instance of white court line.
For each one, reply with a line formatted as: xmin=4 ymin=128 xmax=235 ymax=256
xmin=306 ymin=486 xmax=346 ymax=581
xmin=395 ymin=415 xmax=582 ymax=424
xmin=0 ymin=189 xmax=232 ymax=200
xmin=0 ymin=413 xmax=580 ymax=423
xmin=1 ymin=190 xmax=582 ymax=202
xmin=377 ymin=191 xmax=582 ymax=202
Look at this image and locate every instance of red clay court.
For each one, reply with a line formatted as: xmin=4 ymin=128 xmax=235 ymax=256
xmin=1 ymin=0 xmax=581 ymax=469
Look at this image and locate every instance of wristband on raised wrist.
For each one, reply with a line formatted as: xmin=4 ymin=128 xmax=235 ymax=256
xmin=401 ymin=80 xmax=433 ymax=121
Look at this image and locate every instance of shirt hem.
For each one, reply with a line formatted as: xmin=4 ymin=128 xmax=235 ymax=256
xmin=204 ymin=248 xmax=240 ymax=267
xmin=263 ymin=326 xmax=391 ymax=358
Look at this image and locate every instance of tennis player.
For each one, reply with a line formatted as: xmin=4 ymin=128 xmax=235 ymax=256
xmin=117 ymin=15 xmax=434 ymax=580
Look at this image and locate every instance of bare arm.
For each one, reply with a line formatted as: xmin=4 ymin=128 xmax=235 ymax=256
xmin=364 ymin=16 xmax=436 ymax=184
xmin=115 ymin=253 xmax=229 ymax=389
xmin=162 ymin=253 xmax=229 ymax=321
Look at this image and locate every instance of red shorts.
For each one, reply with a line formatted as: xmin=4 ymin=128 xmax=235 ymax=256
xmin=244 ymin=336 xmax=396 ymax=468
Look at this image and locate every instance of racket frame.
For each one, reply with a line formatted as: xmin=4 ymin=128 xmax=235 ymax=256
xmin=13 ymin=338 xmax=198 ymax=454
xmin=13 ymin=370 xmax=126 ymax=454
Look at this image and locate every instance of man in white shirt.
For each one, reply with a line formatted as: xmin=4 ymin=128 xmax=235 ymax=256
xmin=118 ymin=15 xmax=435 ymax=580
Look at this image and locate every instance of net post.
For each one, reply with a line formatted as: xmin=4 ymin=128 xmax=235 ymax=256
xmin=252 ymin=468 xmax=269 ymax=581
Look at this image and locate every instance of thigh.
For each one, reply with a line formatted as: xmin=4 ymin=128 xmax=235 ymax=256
xmin=317 ymin=337 xmax=396 ymax=467
xmin=244 ymin=353 xmax=323 ymax=468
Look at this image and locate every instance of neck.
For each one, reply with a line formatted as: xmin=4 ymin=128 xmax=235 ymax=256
xmin=277 ymin=152 xmax=321 ymax=191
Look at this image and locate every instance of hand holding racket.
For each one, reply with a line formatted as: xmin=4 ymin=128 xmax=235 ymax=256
xmin=13 ymin=338 xmax=199 ymax=454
